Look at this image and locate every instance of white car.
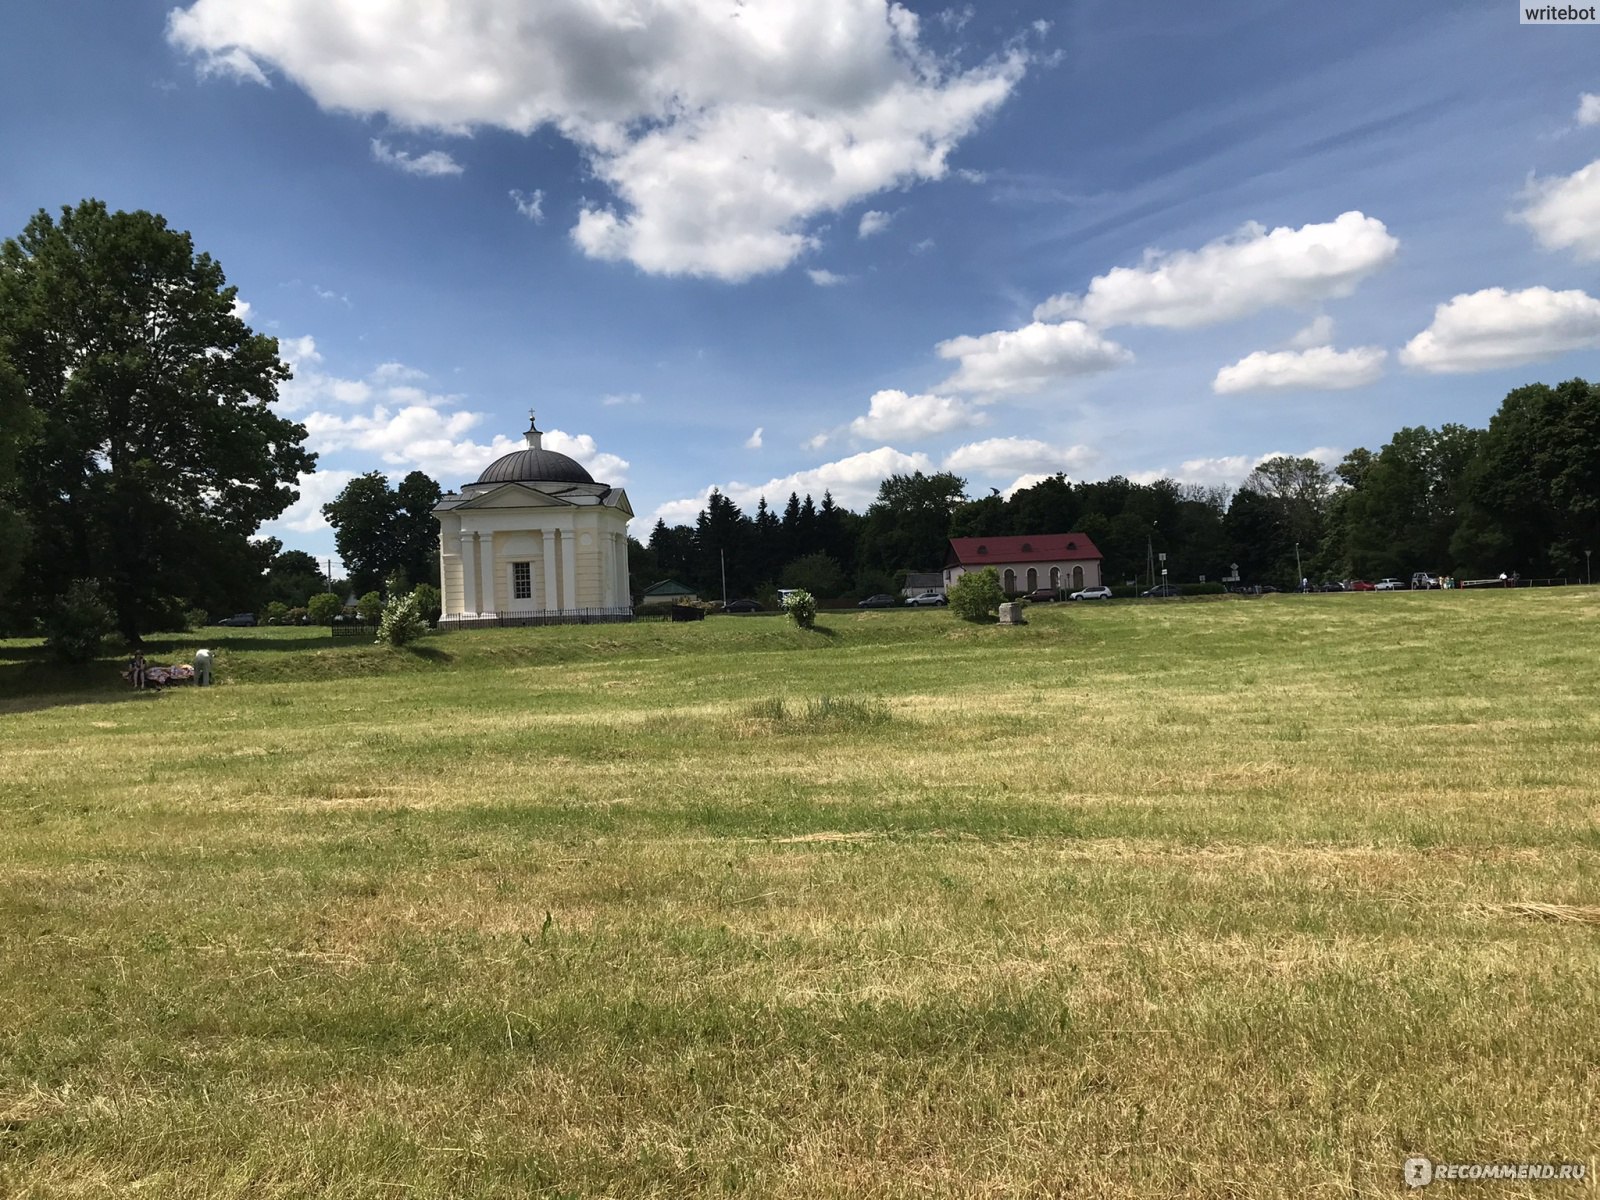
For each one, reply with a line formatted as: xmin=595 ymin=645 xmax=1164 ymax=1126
xmin=1374 ymin=578 xmax=1405 ymax=591
xmin=1070 ymin=585 xmax=1113 ymax=601
xmin=905 ymin=591 xmax=947 ymax=606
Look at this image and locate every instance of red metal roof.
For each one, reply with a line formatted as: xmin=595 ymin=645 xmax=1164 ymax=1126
xmin=946 ymin=534 xmax=1103 ymax=566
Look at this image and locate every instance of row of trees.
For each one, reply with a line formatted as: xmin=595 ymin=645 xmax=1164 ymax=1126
xmin=642 ymin=378 xmax=1600 ymax=601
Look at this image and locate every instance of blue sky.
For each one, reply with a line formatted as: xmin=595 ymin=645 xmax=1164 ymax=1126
xmin=3 ymin=1 xmax=1599 ymax=565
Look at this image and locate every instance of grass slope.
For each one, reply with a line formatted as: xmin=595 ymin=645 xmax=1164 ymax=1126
xmin=1 ymin=593 xmax=1597 ymax=1197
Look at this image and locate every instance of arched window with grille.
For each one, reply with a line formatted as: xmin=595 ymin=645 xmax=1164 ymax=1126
xmin=1003 ymin=568 xmax=1016 ymax=593
xmin=1072 ymin=565 xmax=1084 ymax=589
xmin=1026 ymin=567 xmax=1038 ymax=591
xmin=1050 ymin=566 xmax=1060 ymax=589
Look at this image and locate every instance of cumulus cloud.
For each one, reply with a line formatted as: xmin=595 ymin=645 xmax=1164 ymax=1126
xmin=745 ymin=427 xmax=764 ymax=449
xmin=1212 ymin=345 xmax=1387 ymax=394
xmin=1399 ymin=286 xmax=1600 ymax=373
xmin=1578 ymin=93 xmax=1600 ymax=126
xmin=942 ymin=436 xmax=1094 ymax=477
xmin=260 ymin=469 xmax=358 ymax=535
xmin=1127 ymin=446 xmax=1343 ymax=490
xmin=858 ymin=209 xmax=892 ymax=238
xmin=848 ymin=389 xmax=985 ymax=440
xmin=370 ymin=138 xmax=464 ymax=177
xmin=511 ymin=188 xmax=545 ymax=222
xmin=808 ymin=268 xmax=848 ymax=286
xmin=602 ymin=392 xmax=642 ymax=406
xmin=1515 ymin=159 xmax=1600 ymax=261
xmin=1033 ymin=211 xmax=1399 ymax=329
xmin=195 ymin=45 xmax=270 ymax=85
xmin=170 ymin=1 xmax=1027 ymax=281
xmin=936 ymin=320 xmax=1132 ymax=393
xmin=653 ymin=446 xmax=935 ymax=523
xmin=370 ymin=361 xmax=426 ymax=384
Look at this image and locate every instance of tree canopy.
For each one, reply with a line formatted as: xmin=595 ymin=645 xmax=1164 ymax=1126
xmin=322 ymin=470 xmax=443 ymax=595
xmin=0 ymin=200 xmax=314 ymax=638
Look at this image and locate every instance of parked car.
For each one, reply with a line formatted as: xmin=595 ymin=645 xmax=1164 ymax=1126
xmin=1070 ymin=585 xmax=1113 ymax=601
xmin=1318 ymin=581 xmax=1345 ymax=592
xmin=722 ymin=598 xmax=762 ymax=613
xmin=1022 ymin=588 xmax=1057 ymax=603
xmin=905 ymin=591 xmax=947 ymax=606
xmin=1141 ymin=584 xmax=1182 ymax=598
xmin=1411 ymin=572 xmax=1440 ymax=590
xmin=1348 ymin=579 xmax=1375 ymax=591
xmin=1374 ymin=578 xmax=1405 ymax=591
xmin=858 ymin=593 xmax=897 ymax=608
xmin=215 ymin=612 xmax=256 ymax=626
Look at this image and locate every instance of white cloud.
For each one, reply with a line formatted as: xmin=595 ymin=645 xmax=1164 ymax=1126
xmin=1033 ymin=211 xmax=1399 ymax=329
xmin=858 ymin=209 xmax=892 ymax=238
xmin=936 ymin=320 xmax=1132 ymax=393
xmin=807 ymin=268 xmax=848 ymax=286
xmin=231 ymin=297 xmax=253 ymax=322
xmin=370 ymin=138 xmax=464 ymax=178
xmin=1399 ymin=286 xmax=1600 ymax=373
xmin=168 ymin=0 xmax=1024 ymax=282
xmin=848 ymin=389 xmax=985 ymax=440
xmin=602 ymin=392 xmax=642 ymax=406
xmin=745 ymin=427 xmax=764 ymax=449
xmin=942 ymin=436 xmax=1093 ymax=477
xmin=1212 ymin=345 xmax=1387 ymax=394
xmin=653 ymin=446 xmax=934 ymax=523
xmin=194 ymin=45 xmax=269 ymax=86
xmin=1001 ymin=472 xmax=1050 ymax=498
xmin=370 ymin=361 xmax=426 ymax=384
xmin=1288 ymin=314 xmax=1335 ymax=349
xmin=804 ymin=432 xmax=832 ymax=451
xmin=1127 ymin=446 xmax=1343 ymax=490
xmin=1515 ymin=159 xmax=1600 ymax=261
xmin=511 ymin=188 xmax=545 ymax=222
xmin=260 ymin=469 xmax=358 ymax=535
xmin=1578 ymin=93 xmax=1600 ymax=126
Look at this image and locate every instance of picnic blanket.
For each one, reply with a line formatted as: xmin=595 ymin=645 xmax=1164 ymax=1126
xmin=122 ymin=663 xmax=196 ymax=687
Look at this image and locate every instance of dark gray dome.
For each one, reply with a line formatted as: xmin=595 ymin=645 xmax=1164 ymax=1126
xmin=477 ymin=447 xmax=594 ymax=485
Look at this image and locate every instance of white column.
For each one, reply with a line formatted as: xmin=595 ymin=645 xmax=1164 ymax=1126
xmin=599 ymin=528 xmax=615 ymax=608
xmin=477 ymin=531 xmax=496 ymax=615
xmin=561 ymin=528 xmax=578 ymax=612
xmin=542 ymin=529 xmax=559 ymax=612
xmin=614 ymin=532 xmax=630 ymax=608
xmin=459 ymin=532 xmax=477 ymax=616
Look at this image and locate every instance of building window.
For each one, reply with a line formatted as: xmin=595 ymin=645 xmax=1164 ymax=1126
xmin=1026 ymin=567 xmax=1038 ymax=591
xmin=1050 ymin=566 xmax=1060 ymax=589
xmin=1072 ymin=565 xmax=1084 ymax=590
xmin=512 ymin=561 xmax=532 ymax=601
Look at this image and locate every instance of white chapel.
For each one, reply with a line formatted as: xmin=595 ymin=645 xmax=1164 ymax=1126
xmin=433 ymin=413 xmax=633 ymax=621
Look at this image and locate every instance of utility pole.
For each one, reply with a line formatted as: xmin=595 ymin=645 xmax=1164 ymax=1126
xmin=721 ymin=549 xmax=728 ymax=607
xmin=1295 ymin=542 xmax=1303 ymax=590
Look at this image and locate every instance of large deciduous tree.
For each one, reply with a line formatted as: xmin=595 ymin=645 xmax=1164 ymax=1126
xmin=0 ymin=200 xmax=314 ymax=639
xmin=322 ymin=470 xmax=443 ymax=596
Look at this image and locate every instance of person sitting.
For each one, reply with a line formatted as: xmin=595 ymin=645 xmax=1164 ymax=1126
xmin=129 ymin=651 xmax=147 ymax=689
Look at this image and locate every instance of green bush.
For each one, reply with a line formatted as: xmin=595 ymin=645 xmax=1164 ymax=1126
xmin=357 ymin=591 xmax=383 ymax=623
xmin=411 ymin=583 xmax=441 ymax=626
xmin=182 ymin=606 xmax=210 ymax=631
xmin=947 ymin=568 xmax=1003 ymax=622
xmin=375 ymin=591 xmax=428 ymax=647
xmin=45 ymin=579 xmax=116 ymax=664
xmin=264 ymin=600 xmax=290 ymax=625
xmin=307 ymin=592 xmax=342 ymax=624
xmin=287 ymin=606 xmax=309 ymax=626
xmin=781 ymin=588 xmax=817 ymax=629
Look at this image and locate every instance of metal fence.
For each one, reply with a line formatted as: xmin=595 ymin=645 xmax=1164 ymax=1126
xmin=435 ymin=607 xmax=635 ymax=630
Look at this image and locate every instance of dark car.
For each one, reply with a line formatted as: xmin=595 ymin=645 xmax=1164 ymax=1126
xmin=1318 ymin=581 xmax=1345 ymax=592
xmin=858 ymin=593 xmax=898 ymax=608
xmin=1141 ymin=585 xmax=1182 ymax=598
xmin=1023 ymin=588 xmax=1058 ymax=603
xmin=722 ymin=598 xmax=762 ymax=613
xmin=215 ymin=612 xmax=257 ymax=627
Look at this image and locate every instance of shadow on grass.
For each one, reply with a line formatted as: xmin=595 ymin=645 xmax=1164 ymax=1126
xmin=0 ymin=664 xmax=178 ymax=715
xmin=802 ymin=625 xmax=840 ymax=640
xmin=400 ymin=644 xmax=455 ymax=664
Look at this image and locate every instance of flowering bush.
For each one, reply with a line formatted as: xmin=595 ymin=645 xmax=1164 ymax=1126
xmin=781 ymin=588 xmax=817 ymax=630
xmin=375 ymin=591 xmax=428 ymax=647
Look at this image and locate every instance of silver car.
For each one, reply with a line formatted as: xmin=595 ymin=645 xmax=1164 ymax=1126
xmin=1070 ymin=585 xmax=1113 ymax=601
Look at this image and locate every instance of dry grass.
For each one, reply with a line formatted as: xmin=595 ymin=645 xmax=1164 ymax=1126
xmin=1 ymin=590 xmax=1598 ymax=1197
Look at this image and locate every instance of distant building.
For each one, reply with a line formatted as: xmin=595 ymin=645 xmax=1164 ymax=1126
xmin=639 ymin=579 xmax=698 ymax=606
xmin=944 ymin=534 xmax=1104 ymax=595
xmin=433 ymin=412 xmax=633 ymax=623
xmin=900 ymin=571 xmax=945 ymax=598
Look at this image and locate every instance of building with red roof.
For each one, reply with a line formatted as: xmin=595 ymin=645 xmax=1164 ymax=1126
xmin=944 ymin=533 xmax=1104 ymax=596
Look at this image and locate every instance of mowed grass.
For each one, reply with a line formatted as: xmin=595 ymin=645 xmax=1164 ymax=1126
xmin=1 ymin=592 xmax=1597 ymax=1198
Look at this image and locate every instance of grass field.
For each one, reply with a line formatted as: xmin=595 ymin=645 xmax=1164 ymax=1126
xmin=1 ymin=591 xmax=1597 ymax=1198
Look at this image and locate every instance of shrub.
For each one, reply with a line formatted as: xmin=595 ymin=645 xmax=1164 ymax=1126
xmin=781 ymin=588 xmax=817 ymax=629
xmin=307 ymin=592 xmax=342 ymax=624
xmin=264 ymin=600 xmax=290 ymax=625
xmin=375 ymin=591 xmax=429 ymax=647
xmin=45 ymin=579 xmax=116 ymax=664
xmin=947 ymin=567 xmax=1003 ymax=622
xmin=780 ymin=553 xmax=848 ymax=599
xmin=356 ymin=590 xmax=383 ymax=623
xmin=182 ymin=606 xmax=210 ymax=632
xmin=411 ymin=583 xmax=441 ymax=626
xmin=287 ymin=606 xmax=309 ymax=626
